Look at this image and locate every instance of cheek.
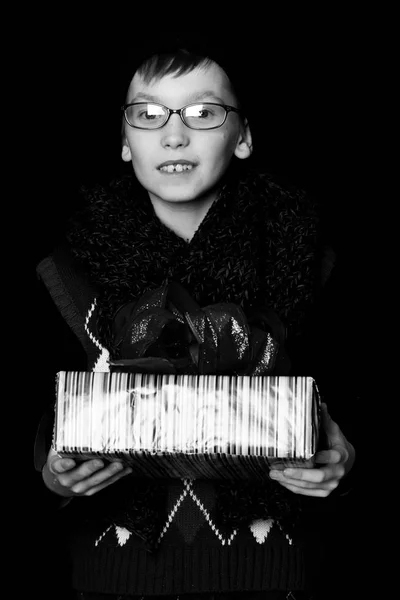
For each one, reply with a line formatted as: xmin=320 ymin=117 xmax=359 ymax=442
xmin=126 ymin=141 xmax=155 ymax=187
xmin=206 ymin=130 xmax=238 ymax=165
xmin=129 ymin=140 xmax=154 ymax=172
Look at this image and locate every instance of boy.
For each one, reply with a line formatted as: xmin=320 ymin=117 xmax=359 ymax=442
xmin=36 ymin=39 xmax=356 ymax=599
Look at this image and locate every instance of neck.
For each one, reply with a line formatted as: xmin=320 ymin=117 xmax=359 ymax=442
xmin=148 ymin=191 xmax=218 ymax=242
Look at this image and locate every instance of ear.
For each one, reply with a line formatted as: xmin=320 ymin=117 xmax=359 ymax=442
xmin=234 ymin=118 xmax=253 ymax=160
xmin=121 ymin=140 xmax=132 ymax=162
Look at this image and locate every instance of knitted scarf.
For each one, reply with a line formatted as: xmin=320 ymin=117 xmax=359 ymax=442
xmin=67 ymin=162 xmax=322 ymax=353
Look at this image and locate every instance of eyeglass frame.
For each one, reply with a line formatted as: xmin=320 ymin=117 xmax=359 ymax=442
xmin=121 ymin=101 xmax=241 ymax=130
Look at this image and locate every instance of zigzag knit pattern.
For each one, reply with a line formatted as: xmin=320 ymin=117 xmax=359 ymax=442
xmin=93 ymin=478 xmax=294 ymax=550
xmin=84 ymin=298 xmax=110 ymax=372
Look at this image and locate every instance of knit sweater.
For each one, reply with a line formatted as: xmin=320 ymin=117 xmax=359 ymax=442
xmin=36 ymin=165 xmax=343 ymax=596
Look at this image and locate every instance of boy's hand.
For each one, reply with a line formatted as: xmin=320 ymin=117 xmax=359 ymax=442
xmin=43 ymin=447 xmax=133 ymax=497
xmin=269 ymin=403 xmax=355 ymax=497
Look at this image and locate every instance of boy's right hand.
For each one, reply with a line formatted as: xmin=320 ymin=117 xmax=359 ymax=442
xmin=43 ymin=448 xmax=133 ymax=497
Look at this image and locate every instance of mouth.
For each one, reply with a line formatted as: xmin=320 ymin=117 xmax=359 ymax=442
xmin=157 ymin=160 xmax=197 ymax=174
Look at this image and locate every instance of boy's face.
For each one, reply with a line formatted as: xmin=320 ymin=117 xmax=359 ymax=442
xmin=121 ymin=60 xmax=252 ymax=206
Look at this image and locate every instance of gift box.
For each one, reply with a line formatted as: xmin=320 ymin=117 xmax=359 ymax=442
xmin=53 ymin=371 xmax=321 ymax=481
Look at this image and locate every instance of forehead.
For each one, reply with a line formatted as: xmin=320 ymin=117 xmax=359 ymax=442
xmin=126 ymin=61 xmax=237 ymax=106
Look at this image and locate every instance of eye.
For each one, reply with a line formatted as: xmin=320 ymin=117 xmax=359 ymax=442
xmin=135 ymin=103 xmax=166 ymax=122
xmin=185 ymin=104 xmax=216 ymax=119
xmin=182 ymin=104 xmax=226 ymax=129
xmin=141 ymin=112 xmax=159 ymax=120
xmin=198 ymin=108 xmax=213 ymax=118
xmin=124 ymin=103 xmax=170 ymax=129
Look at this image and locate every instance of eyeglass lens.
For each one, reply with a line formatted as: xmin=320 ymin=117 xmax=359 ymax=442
xmin=125 ymin=103 xmax=228 ymax=129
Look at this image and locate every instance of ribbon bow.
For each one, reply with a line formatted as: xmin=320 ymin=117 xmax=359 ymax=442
xmin=110 ymin=282 xmax=288 ymax=375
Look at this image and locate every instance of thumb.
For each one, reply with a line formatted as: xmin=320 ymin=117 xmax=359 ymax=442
xmin=320 ymin=403 xmax=349 ymax=461
xmin=321 ymin=403 xmax=341 ymax=439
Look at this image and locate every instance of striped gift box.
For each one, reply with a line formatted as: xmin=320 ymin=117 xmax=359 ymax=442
xmin=53 ymin=371 xmax=321 ymax=481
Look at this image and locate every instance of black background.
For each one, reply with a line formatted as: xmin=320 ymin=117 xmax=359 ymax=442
xmin=11 ymin=15 xmax=381 ymax=598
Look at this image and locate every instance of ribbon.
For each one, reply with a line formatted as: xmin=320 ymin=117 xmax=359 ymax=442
xmin=110 ymin=281 xmax=287 ymax=375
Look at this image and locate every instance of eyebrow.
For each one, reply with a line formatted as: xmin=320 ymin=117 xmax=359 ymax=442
xmin=129 ymin=90 xmax=226 ymax=104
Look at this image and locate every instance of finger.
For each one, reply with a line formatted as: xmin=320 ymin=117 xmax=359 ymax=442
xmin=83 ymin=467 xmax=133 ymax=496
xmin=314 ymin=448 xmax=344 ymax=465
xmin=270 ymin=464 xmax=345 ymax=485
xmin=47 ymin=448 xmax=76 ymax=474
xmin=271 ymin=467 xmax=327 ymax=484
xmin=50 ymin=458 xmax=77 ymax=474
xmin=72 ymin=463 xmax=132 ymax=496
xmin=271 ymin=470 xmax=342 ymax=489
xmin=275 ymin=480 xmax=339 ymax=497
xmin=70 ymin=461 xmax=129 ymax=495
xmin=57 ymin=459 xmax=105 ymax=488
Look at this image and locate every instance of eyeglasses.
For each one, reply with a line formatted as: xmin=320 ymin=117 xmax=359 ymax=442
xmin=121 ymin=102 xmax=240 ymax=130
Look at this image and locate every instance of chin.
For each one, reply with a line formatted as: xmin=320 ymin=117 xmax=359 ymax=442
xmin=150 ymin=182 xmax=206 ymax=204
xmin=156 ymin=192 xmax=201 ymax=204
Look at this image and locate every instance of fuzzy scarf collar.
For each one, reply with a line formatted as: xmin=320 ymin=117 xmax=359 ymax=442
xmin=67 ymin=163 xmax=322 ymax=355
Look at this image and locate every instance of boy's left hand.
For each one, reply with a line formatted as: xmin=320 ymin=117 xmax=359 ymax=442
xmin=269 ymin=403 xmax=355 ymax=497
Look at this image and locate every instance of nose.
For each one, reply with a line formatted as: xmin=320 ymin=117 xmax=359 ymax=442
xmin=161 ymin=113 xmax=190 ymax=149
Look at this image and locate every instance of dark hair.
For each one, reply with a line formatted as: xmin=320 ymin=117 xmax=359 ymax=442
xmin=119 ymin=34 xmax=250 ymax=104
xmin=135 ymin=48 xmax=215 ymax=87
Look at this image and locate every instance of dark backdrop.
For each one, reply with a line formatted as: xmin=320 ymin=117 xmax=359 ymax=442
xmin=16 ymin=22 xmax=375 ymax=599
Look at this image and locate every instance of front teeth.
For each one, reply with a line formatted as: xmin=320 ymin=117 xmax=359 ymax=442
xmin=160 ymin=164 xmax=194 ymax=173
